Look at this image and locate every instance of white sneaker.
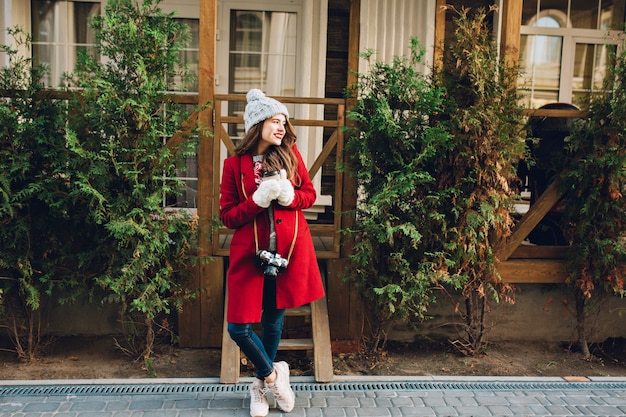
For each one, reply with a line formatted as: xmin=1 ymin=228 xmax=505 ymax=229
xmin=249 ymin=379 xmax=269 ymax=417
xmin=266 ymin=361 xmax=295 ymax=412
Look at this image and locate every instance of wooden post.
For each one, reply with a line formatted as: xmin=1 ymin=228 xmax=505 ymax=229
xmin=495 ymin=180 xmax=564 ymax=262
xmin=179 ymin=0 xmax=224 ymax=348
xmin=433 ymin=0 xmax=447 ymax=70
xmin=500 ymin=0 xmax=523 ymax=67
xmin=324 ymin=0 xmax=365 ymax=342
xmin=341 ymin=0 xmax=360 ymax=258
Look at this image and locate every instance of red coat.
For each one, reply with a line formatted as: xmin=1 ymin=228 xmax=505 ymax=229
xmin=220 ymin=145 xmax=325 ymax=323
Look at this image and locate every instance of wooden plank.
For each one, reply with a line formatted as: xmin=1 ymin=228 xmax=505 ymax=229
xmin=219 ymin=289 xmax=241 ymax=384
xmin=509 ymin=245 xmax=570 ymax=259
xmin=214 ymin=94 xmax=344 ymax=105
xmin=219 ymin=115 xmax=341 ymax=128
xmin=197 ymin=0 xmax=216 ymax=232
xmin=178 ymin=263 xmax=202 ymax=347
xmin=495 ymin=180 xmax=564 ymax=261
xmin=433 ymin=0 xmax=447 ymax=69
xmin=285 ymin=305 xmax=312 ymax=317
xmin=311 ymin=297 xmax=335 ymax=382
xmin=523 ymin=108 xmax=589 ymax=118
xmin=327 ymin=258 xmax=363 ymax=340
xmin=200 ymin=257 xmax=224 ymax=347
xmin=333 ymin=104 xmax=345 ymax=256
xmin=500 ymin=0 xmax=523 ymax=67
xmin=498 ymin=259 xmax=567 ymax=283
xmin=342 ymin=0 xmax=360 ymax=259
xmin=278 ymin=339 xmax=315 ymax=350
xmin=309 ymin=129 xmax=338 ymax=179
xmin=167 ymin=109 xmax=199 ymax=152
xmin=196 ymin=0 xmax=223 ymax=348
xmin=180 ymin=257 xmax=225 ymax=347
xmin=220 ymin=124 xmax=236 ymax=155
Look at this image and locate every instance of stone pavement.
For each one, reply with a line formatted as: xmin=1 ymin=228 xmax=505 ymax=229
xmin=1 ymin=376 xmax=626 ymax=417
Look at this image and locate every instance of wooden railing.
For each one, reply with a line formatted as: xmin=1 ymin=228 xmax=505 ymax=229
xmin=11 ymin=89 xmax=592 ymax=281
xmin=211 ymin=94 xmax=347 ymax=259
xmin=496 ymin=108 xmax=588 ymax=283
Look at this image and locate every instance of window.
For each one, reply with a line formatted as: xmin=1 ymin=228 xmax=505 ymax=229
xmin=31 ymin=0 xmax=100 ymax=87
xmin=164 ymin=17 xmax=199 ymax=211
xmin=519 ymin=0 xmax=625 ymax=109
xmin=215 ymin=1 xmax=333 ymax=220
xmin=171 ymin=18 xmax=199 ymax=93
xmin=225 ymin=8 xmax=298 ymax=140
xmin=30 ymin=0 xmax=200 ymax=211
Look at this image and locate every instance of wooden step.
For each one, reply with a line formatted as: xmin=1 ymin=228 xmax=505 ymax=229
xmin=278 ymin=338 xmax=314 ymax=350
xmin=220 ymin=294 xmax=334 ymax=383
xmin=285 ymin=305 xmax=311 ymax=316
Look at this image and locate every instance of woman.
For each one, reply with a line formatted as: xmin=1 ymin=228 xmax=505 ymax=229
xmin=219 ymin=89 xmax=325 ymax=417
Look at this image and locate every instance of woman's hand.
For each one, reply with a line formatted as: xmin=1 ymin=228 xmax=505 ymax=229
xmin=252 ymin=179 xmax=281 ymax=208
xmin=277 ymin=169 xmax=295 ymax=206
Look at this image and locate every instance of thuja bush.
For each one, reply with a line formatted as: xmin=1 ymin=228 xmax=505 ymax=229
xmin=65 ymin=0 xmax=199 ymax=365
xmin=559 ymin=33 xmax=626 ymax=359
xmin=346 ymin=6 xmax=526 ymax=355
xmin=345 ymin=39 xmax=452 ymax=354
xmin=431 ymin=5 xmax=525 ymax=353
xmin=0 ymin=28 xmax=88 ymax=360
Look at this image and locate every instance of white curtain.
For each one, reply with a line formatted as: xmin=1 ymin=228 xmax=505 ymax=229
xmin=265 ymin=12 xmax=293 ymax=96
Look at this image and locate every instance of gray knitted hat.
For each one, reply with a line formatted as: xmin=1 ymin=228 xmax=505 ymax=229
xmin=244 ymin=89 xmax=289 ymax=133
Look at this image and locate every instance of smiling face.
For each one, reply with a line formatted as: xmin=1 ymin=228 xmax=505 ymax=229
xmin=255 ymin=114 xmax=287 ymax=155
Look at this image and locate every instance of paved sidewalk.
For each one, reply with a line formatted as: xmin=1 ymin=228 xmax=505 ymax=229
xmin=1 ymin=376 xmax=626 ymax=416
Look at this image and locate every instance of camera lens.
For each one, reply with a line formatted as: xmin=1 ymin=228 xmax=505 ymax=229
xmin=264 ymin=265 xmax=278 ymax=279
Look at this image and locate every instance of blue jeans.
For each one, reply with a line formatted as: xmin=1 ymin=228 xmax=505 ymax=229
xmin=228 ymin=278 xmax=285 ymax=380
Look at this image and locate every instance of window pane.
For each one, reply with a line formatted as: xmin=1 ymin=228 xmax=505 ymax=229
xmin=32 ymin=1 xmax=55 ymax=43
xmin=232 ymin=11 xmax=263 ymax=71
xmin=572 ymin=43 xmax=616 ymax=107
xmin=164 ymin=173 xmax=198 ymax=209
xmin=164 ymin=103 xmax=198 ymax=210
xmin=522 ymin=0 xmax=539 ymax=24
xmin=521 ymin=0 xmax=625 ymax=109
xmin=229 ymin=10 xmax=297 ymax=95
xmin=32 ymin=44 xmax=62 ymax=86
xmin=73 ymin=3 xmax=99 ymax=44
xmin=519 ymin=34 xmax=563 ymax=108
xmin=228 ymin=9 xmax=298 ymax=139
xmin=573 ymin=43 xmax=598 ymax=91
xmin=174 ymin=18 xmax=199 ymax=92
xmin=539 ymin=0 xmax=568 ymax=21
xmin=601 ymin=0 xmax=626 ymax=29
xmin=571 ymin=0 xmax=599 ymax=29
xmin=31 ymin=1 xmax=99 ymax=87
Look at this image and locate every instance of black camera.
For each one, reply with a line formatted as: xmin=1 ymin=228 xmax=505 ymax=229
xmin=256 ymin=249 xmax=289 ymax=279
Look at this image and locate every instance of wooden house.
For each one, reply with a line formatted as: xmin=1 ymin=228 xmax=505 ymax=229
xmin=4 ymin=0 xmax=626 ymax=357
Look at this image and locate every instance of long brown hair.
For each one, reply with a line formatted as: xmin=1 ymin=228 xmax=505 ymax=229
xmin=235 ymin=117 xmax=301 ymax=185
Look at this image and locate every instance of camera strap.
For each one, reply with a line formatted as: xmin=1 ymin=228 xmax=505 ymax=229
xmin=252 ymin=207 xmax=298 ymax=263
xmin=242 ymin=168 xmax=298 ymax=263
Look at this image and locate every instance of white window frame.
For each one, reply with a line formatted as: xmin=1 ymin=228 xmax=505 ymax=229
xmin=519 ymin=1 xmax=625 ymax=108
xmin=216 ymin=0 xmax=331 ymax=217
xmin=29 ymin=0 xmax=102 ymax=88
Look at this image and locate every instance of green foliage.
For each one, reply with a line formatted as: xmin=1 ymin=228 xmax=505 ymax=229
xmin=559 ymin=28 xmax=626 ymax=358
xmin=345 ymin=6 xmax=526 ymax=354
xmin=0 ymin=1 xmax=201 ymax=366
xmin=346 ymin=38 xmax=453 ymax=352
xmin=0 ymin=27 xmax=86 ymax=360
xmin=432 ymin=5 xmax=525 ymax=352
xmin=561 ymin=37 xmax=626 ymax=299
xmin=64 ymin=0 xmax=199 ymax=362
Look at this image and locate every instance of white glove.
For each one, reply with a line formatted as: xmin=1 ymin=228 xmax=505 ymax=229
xmin=252 ymin=179 xmax=281 ymax=208
xmin=277 ymin=169 xmax=295 ymax=206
